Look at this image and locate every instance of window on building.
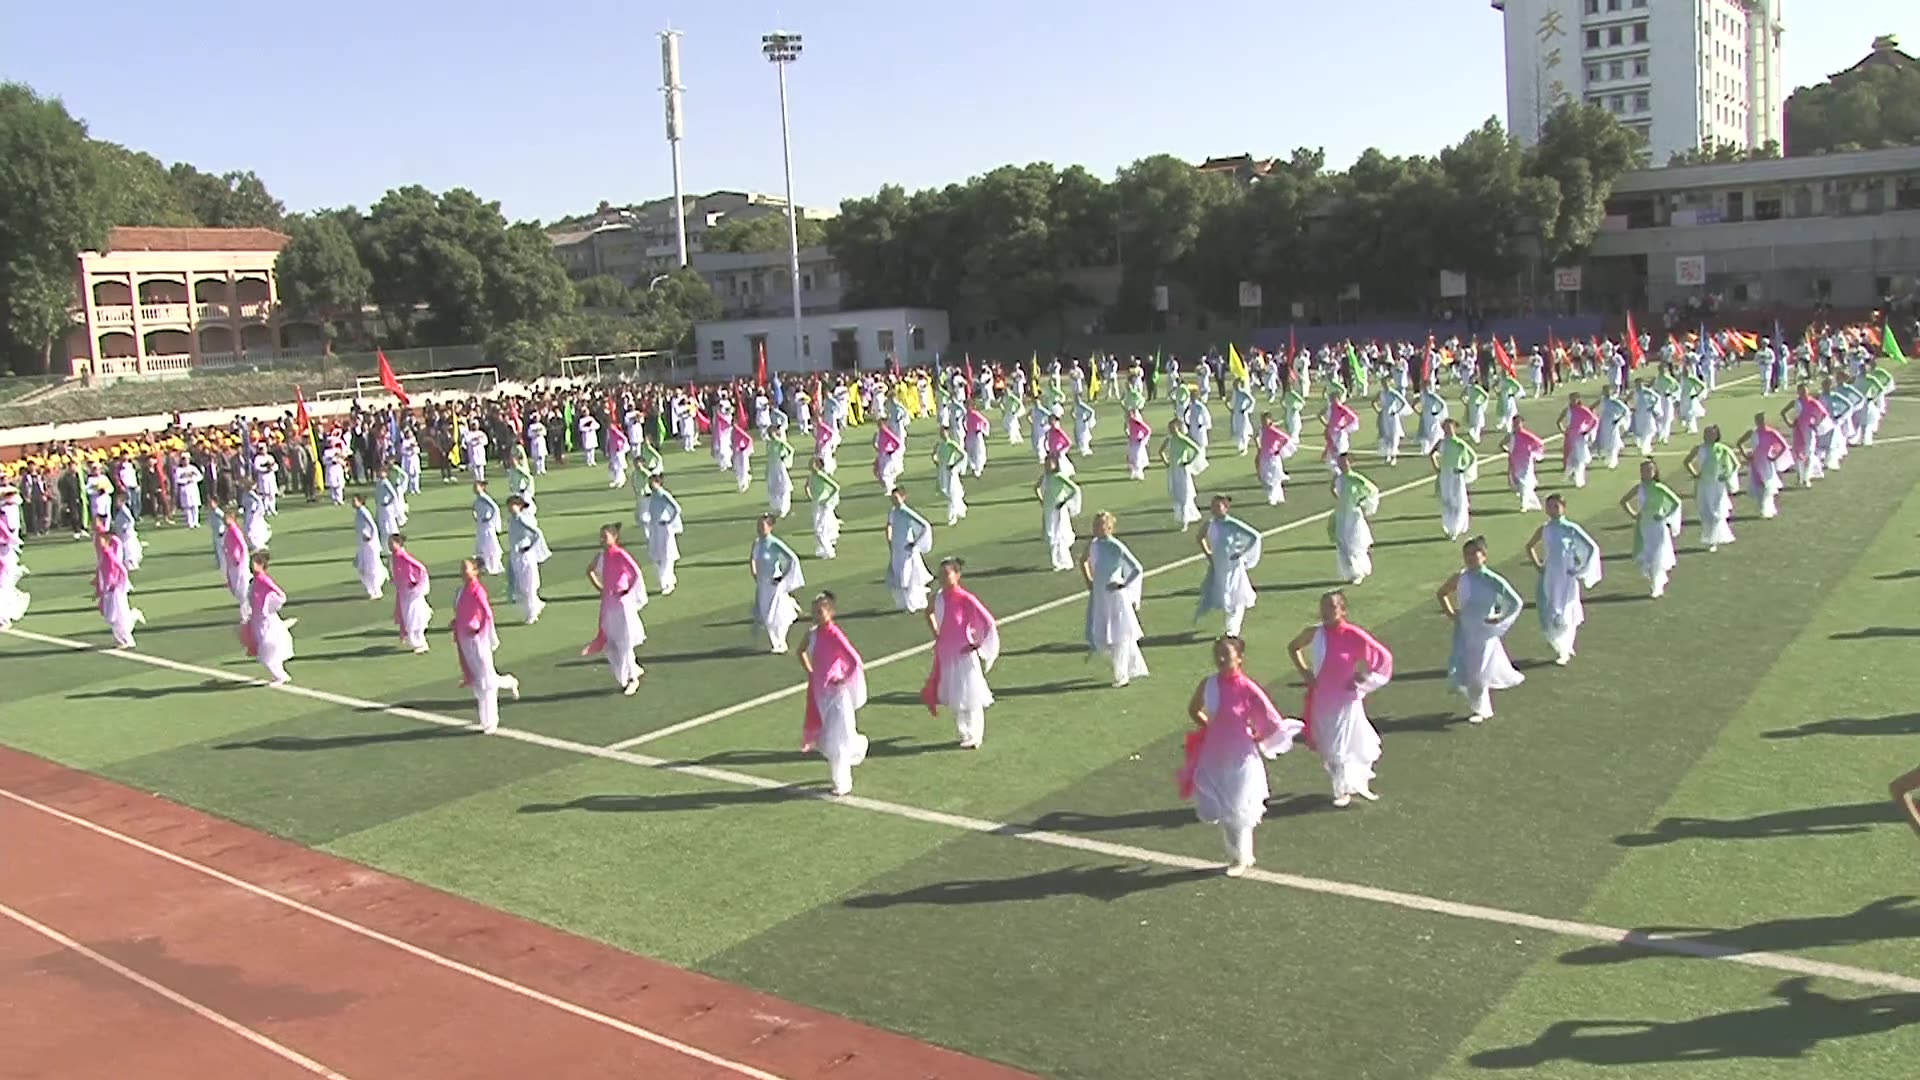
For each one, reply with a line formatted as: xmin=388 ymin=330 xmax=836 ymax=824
xmin=1814 ymin=277 xmax=1833 ymax=300
xmin=910 ymin=326 xmax=927 ymax=351
xmin=876 ymin=329 xmax=895 ymax=356
xmin=1587 ymin=64 xmax=1602 ymax=82
xmin=1606 ymin=0 xmax=1619 ymax=9
xmin=1633 ymin=56 xmax=1648 ymax=76
xmin=1609 ymin=60 xmax=1623 ymax=79
xmin=1586 ymin=29 xmax=1601 ymax=48
xmin=802 ymin=334 xmax=811 ymax=357
xmin=1610 ymin=94 xmax=1625 ymax=113
xmin=1631 ymin=0 xmax=1646 ymax=7
xmin=710 ymin=339 xmax=726 ymax=363
xmin=1608 ymin=26 xmax=1623 ymax=46
xmin=1585 ymin=0 xmax=1598 ymax=12
xmin=1632 ymin=21 xmax=1647 ymax=43
xmin=801 ymin=272 xmax=814 ymax=291
xmin=1731 ymin=282 xmax=1751 ymax=304
xmin=1633 ymin=92 xmax=1649 ymax=112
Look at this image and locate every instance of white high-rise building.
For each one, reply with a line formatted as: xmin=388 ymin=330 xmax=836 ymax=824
xmin=1492 ymin=0 xmax=1785 ymax=166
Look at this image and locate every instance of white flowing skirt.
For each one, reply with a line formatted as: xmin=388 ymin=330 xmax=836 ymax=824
xmin=601 ymin=597 xmax=646 ymax=684
xmin=1193 ymin=750 xmax=1269 ymax=834
xmin=251 ymin=612 xmax=294 ymax=677
xmin=1168 ymin=467 xmax=1200 ymax=527
xmin=476 ymin=529 xmax=503 ymax=575
xmin=0 ymin=575 xmax=27 ymax=628
xmin=1449 ymin=622 xmax=1525 ymax=715
xmin=397 ymin=591 xmax=434 ymax=646
xmin=1637 ymin=512 xmax=1680 ymax=594
xmin=356 ymin=539 xmax=389 ymax=598
xmin=1565 ymin=437 xmax=1592 ymax=487
xmin=1438 ymin=469 xmax=1473 ymax=538
xmin=1697 ymin=477 xmax=1736 ymax=546
xmin=935 ymin=651 xmax=994 ymax=713
xmin=1088 ymin=587 xmax=1148 ymax=685
xmin=507 ymin=550 xmax=546 ymax=622
xmin=813 ymin=502 xmax=841 ymax=558
xmin=1127 ymin=438 xmax=1149 ymax=479
xmin=1259 ymin=453 xmax=1289 ymax=505
xmin=1334 ymin=511 xmax=1373 ymax=582
xmin=1312 ymin=699 xmax=1381 ymax=799
xmin=889 ymin=549 xmax=932 ymax=611
xmin=101 ymin=585 xmax=144 ymax=647
xmin=817 ymin=680 xmax=870 ymax=791
xmin=755 ymin=582 xmax=801 ymax=651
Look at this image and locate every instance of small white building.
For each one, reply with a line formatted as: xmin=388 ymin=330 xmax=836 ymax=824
xmin=694 ymin=308 xmax=950 ymax=380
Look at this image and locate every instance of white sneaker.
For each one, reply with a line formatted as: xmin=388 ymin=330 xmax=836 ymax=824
xmin=1468 ymin=714 xmax=1486 ymax=725
xmin=623 ymin=678 xmax=640 ymax=697
xmin=1332 ymin=794 xmax=1353 ymax=808
xmin=1224 ymin=862 xmax=1250 ymax=878
xmin=1357 ymin=788 xmax=1380 ymax=802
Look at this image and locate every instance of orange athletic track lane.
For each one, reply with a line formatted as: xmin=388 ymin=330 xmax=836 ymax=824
xmin=0 ymin=745 xmax=1037 ymax=1080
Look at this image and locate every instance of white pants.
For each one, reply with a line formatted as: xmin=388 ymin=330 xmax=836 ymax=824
xmin=1222 ymin=824 xmax=1254 ymax=866
xmin=954 ymin=705 xmax=986 ymax=748
xmin=182 ymin=505 xmax=201 ymax=529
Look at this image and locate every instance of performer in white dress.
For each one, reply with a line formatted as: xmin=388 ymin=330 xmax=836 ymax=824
xmin=505 ymin=495 xmax=550 ymax=624
xmin=799 ymin=591 xmax=869 ymax=796
xmin=1329 ymin=454 xmax=1380 ymax=585
xmin=173 ymin=456 xmax=205 ymax=528
xmin=922 ymin=558 xmax=1001 ymax=749
xmin=1619 ymin=459 xmax=1684 ymax=600
xmin=1193 ymin=495 xmax=1261 ymax=637
xmin=472 ymin=480 xmax=504 ymax=575
xmin=1430 ymin=419 xmax=1478 ymax=541
xmin=452 ymin=559 xmax=519 ymax=734
xmin=1037 ymin=456 xmax=1083 ymax=572
xmin=582 ymin=524 xmax=647 ymax=696
xmin=239 ymin=550 xmax=295 ymax=685
xmin=1177 ymin=635 xmax=1302 ymax=875
xmin=1081 ymin=512 xmax=1148 ymax=688
xmin=807 ymin=458 xmax=842 ymax=559
xmin=93 ymin=525 xmax=143 ymax=649
xmin=388 ymin=534 xmax=434 ymax=653
xmin=885 ymin=488 xmax=934 ymax=613
xmin=1684 ymin=424 xmax=1739 ymax=553
xmin=1524 ymin=494 xmax=1603 ymax=666
xmin=351 ymin=494 xmax=388 ymax=599
xmin=638 ymin=474 xmax=683 ymax=595
xmin=1287 ymin=591 xmax=1392 ymax=807
xmin=750 ymin=515 xmax=806 ymax=654
xmin=1437 ymin=537 xmax=1526 ymax=725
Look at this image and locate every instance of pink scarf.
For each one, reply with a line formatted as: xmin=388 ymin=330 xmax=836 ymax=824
xmin=608 ymin=425 xmax=629 ymax=454
xmin=1258 ymin=422 xmax=1291 ymax=459
xmin=391 ymin=547 xmax=427 ymax=628
xmin=920 ymin=585 xmax=995 ymax=714
xmin=1177 ymin=669 xmax=1285 ymax=800
xmin=1301 ymin=620 xmax=1393 ymax=748
xmin=1043 ymin=425 xmax=1071 ymax=456
xmin=1750 ymin=426 xmax=1788 ymax=482
xmin=1561 ymin=404 xmax=1597 ymax=465
xmin=238 ymin=570 xmax=283 ymax=656
xmin=733 ymin=426 xmax=754 ymax=453
xmin=222 ymin=520 xmax=247 ymax=566
xmin=802 ymin=622 xmax=863 ymax=751
xmin=965 ymin=408 xmax=990 ymax=435
xmin=453 ymin=577 xmax=494 ymax=686
xmin=874 ymin=425 xmax=902 ymax=455
xmin=1791 ymin=396 xmax=1829 ymax=456
xmin=1126 ymin=413 xmax=1153 ymax=443
xmin=814 ymin=418 xmax=837 ymax=449
xmin=581 ymin=545 xmax=642 ymax=655
xmin=1327 ymin=400 xmax=1358 ymax=435
xmin=1508 ymin=427 xmax=1544 ymax=480
xmin=94 ymin=534 xmax=126 ymax=601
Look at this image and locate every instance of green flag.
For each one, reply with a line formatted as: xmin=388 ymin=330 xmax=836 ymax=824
xmin=1884 ymin=324 xmax=1909 ymax=365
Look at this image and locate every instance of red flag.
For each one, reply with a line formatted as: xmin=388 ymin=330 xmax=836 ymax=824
xmin=377 ymin=350 xmax=412 ymax=405
xmin=1421 ymin=334 xmax=1435 ymax=387
xmin=755 ymin=340 xmax=769 ymax=387
xmin=964 ymin=353 xmax=975 ymax=390
xmin=1624 ymin=313 xmax=1646 ymax=370
xmin=1491 ymin=336 xmax=1518 ymax=379
xmin=1288 ymin=325 xmax=1298 ymax=361
xmin=293 ymin=385 xmax=314 ymax=435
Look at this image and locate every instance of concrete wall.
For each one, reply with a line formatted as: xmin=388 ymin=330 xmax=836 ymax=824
xmin=693 ymin=309 xmax=950 ymax=380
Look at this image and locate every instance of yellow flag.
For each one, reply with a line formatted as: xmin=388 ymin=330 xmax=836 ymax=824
xmin=1227 ymin=343 xmax=1250 ymax=384
xmin=1087 ymin=354 xmax=1101 ymax=399
xmin=1030 ymin=352 xmax=1041 ymax=389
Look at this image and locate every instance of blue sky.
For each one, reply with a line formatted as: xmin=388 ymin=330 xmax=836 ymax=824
xmin=4 ymin=1 xmax=1908 ymax=223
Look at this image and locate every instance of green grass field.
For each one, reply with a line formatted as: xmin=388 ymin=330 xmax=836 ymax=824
xmin=5 ymin=376 xmax=1919 ymax=1078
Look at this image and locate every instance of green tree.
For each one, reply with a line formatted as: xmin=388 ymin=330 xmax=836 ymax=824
xmin=574 ymin=273 xmax=633 ymax=312
xmin=1786 ymin=56 xmax=1920 ymax=156
xmin=703 ymin=212 xmax=827 ymax=253
xmin=1526 ymin=102 xmax=1645 ymax=264
xmin=1667 ymin=137 xmax=1783 ymax=166
xmin=92 ymin=143 xmax=198 ymax=227
xmin=277 ymin=213 xmax=372 ymax=347
xmin=0 ymin=83 xmax=108 ymax=374
xmin=167 ymin=164 xmax=285 ymax=228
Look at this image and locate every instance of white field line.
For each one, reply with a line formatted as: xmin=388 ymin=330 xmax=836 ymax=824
xmin=0 ymin=781 xmax=789 ymax=1080
xmin=609 ymin=372 xmax=1757 ymax=752
xmin=0 ymin=900 xmax=354 ymax=1079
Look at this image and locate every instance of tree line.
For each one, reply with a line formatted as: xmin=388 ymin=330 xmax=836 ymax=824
xmin=824 ymin=105 xmax=1646 ymax=336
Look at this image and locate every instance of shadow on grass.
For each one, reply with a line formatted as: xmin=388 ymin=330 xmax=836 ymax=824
xmin=1872 ymin=568 xmax=1920 ymax=581
xmin=1614 ymin=800 xmax=1902 ymax=847
xmin=1763 ymin=713 xmax=1920 ymax=739
xmin=691 ymin=736 xmax=958 ymax=769
xmin=518 ymin=787 xmax=802 ymax=815
xmin=841 ymin=864 xmax=1215 ymax=908
xmin=217 ymin=727 xmax=474 ymax=752
xmin=67 ymin=680 xmax=247 ymax=702
xmin=1830 ymin=626 xmax=1920 ymax=641
xmin=1558 ymin=896 xmax=1920 ymax=967
xmin=1467 ymin=978 xmax=1920 ymax=1069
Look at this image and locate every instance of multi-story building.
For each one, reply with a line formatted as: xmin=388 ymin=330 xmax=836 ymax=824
xmin=1492 ymin=0 xmax=1785 ymax=166
xmin=1583 ymin=145 xmax=1920 ymax=313
xmin=64 ymin=227 xmax=324 ymax=379
xmin=548 ymin=191 xmax=834 ymax=286
xmin=691 ymin=246 xmax=844 ymax=319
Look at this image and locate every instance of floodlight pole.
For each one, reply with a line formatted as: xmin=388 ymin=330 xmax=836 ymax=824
xmin=764 ymin=30 xmax=804 ymax=372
